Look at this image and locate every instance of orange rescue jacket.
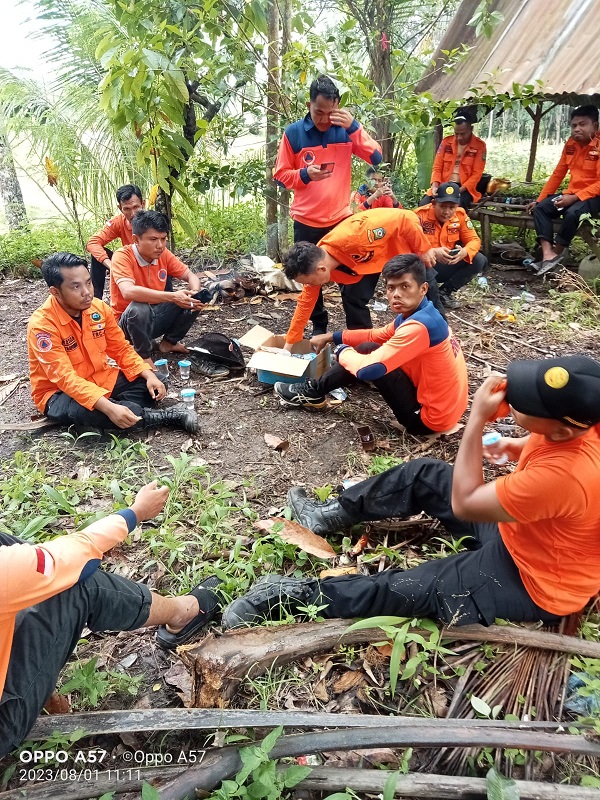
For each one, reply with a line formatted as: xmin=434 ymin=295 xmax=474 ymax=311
xmin=537 ymin=134 xmax=600 ymax=202
xmin=413 ymin=204 xmax=481 ymax=263
xmin=28 ymin=296 xmax=147 ymax=413
xmin=285 ymin=208 xmax=432 ymax=344
xmin=428 ymin=134 xmax=487 ymax=202
xmin=86 ymin=213 xmax=134 ymax=263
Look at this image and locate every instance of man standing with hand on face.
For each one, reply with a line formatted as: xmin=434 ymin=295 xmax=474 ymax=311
xmin=273 ymin=74 xmax=382 ymax=334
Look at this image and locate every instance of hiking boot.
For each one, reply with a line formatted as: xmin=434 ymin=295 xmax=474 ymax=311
xmin=222 ymin=574 xmax=319 ymax=629
xmin=273 ymin=380 xmax=326 ymax=409
xmin=142 ymin=405 xmax=199 ymax=434
xmin=287 ymin=486 xmax=353 ymax=535
xmin=440 ymin=291 xmax=460 ymax=310
xmin=188 ymin=352 xmax=230 ymax=378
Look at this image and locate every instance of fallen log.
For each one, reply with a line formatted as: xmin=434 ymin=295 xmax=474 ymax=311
xmin=296 ymin=767 xmax=600 ymax=799
xmin=27 ymin=707 xmax=576 ymax=740
xmin=183 ymin=619 xmax=600 ymax=707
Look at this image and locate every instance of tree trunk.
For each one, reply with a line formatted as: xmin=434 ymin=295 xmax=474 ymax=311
xmin=277 ymin=0 xmax=292 ymax=252
xmin=265 ymin=0 xmax=280 ymax=260
xmin=0 ymin=132 xmax=28 ymax=230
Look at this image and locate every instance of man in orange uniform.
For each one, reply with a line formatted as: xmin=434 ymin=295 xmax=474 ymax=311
xmin=414 ymin=182 xmax=487 ymax=309
xmin=274 ymin=74 xmax=382 ymax=333
xmin=28 ymin=252 xmax=198 ymax=433
xmin=352 ymin=168 xmax=402 ymax=211
xmin=274 ymin=255 xmax=468 ymax=436
xmin=527 ymin=105 xmax=600 ymax=275
xmin=86 ymin=184 xmax=145 ymax=299
xmin=223 ymin=355 xmax=600 ymax=635
xmin=421 ymin=112 xmax=487 ymax=210
xmin=110 ymin=210 xmax=204 ymax=364
xmin=0 ymin=481 xmax=222 ymax=755
xmin=282 ymin=207 xmax=438 ymax=348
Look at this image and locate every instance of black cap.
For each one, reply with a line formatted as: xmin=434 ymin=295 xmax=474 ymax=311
xmin=435 ymin=182 xmax=461 ymax=203
xmin=507 ymin=355 xmax=600 ymax=429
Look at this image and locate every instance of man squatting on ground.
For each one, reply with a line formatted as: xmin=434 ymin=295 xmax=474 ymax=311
xmin=281 ymin=208 xmax=439 ymax=356
xmin=274 ymin=255 xmax=468 ymax=437
xmin=273 ymin=74 xmax=382 ymax=335
xmin=225 ymin=354 xmax=600 ymax=630
xmin=27 ymin=253 xmax=198 ymax=433
xmin=0 ymin=481 xmax=221 ymax=755
xmin=526 ymin=105 xmax=600 ymax=276
xmin=109 ymin=210 xmax=205 ymax=366
xmin=414 ymin=181 xmax=488 ymax=309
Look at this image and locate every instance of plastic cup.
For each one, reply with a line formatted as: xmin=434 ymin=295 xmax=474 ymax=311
xmin=180 ymin=388 xmax=196 ymax=410
xmin=178 ymin=359 xmax=191 ymax=381
xmin=482 ymin=431 xmax=509 ymax=465
xmin=154 ymin=358 xmax=169 ymax=381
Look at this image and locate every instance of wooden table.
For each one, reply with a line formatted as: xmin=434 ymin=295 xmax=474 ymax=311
xmin=468 ymin=202 xmax=600 ymax=262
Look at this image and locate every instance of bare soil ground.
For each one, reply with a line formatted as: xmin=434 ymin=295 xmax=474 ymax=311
xmin=0 ymin=261 xmax=599 ymax=792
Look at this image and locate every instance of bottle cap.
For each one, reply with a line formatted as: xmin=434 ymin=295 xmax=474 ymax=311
xmin=154 ymin=358 xmax=168 ymax=367
xmin=178 ymin=360 xmax=191 ymax=367
xmin=181 ymin=389 xmax=195 ymax=398
xmin=482 ymin=431 xmax=502 ymax=446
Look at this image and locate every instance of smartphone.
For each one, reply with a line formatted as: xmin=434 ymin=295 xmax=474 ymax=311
xmin=320 ymin=162 xmax=335 ymax=173
xmin=449 ymin=246 xmax=461 ymax=256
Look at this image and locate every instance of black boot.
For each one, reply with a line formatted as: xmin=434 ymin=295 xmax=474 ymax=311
xmin=222 ymin=575 xmax=319 ymax=629
xmin=287 ymin=487 xmax=353 ymax=535
xmin=142 ymin=406 xmax=199 ymax=434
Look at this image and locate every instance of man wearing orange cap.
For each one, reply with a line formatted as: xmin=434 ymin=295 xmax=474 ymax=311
xmin=223 ymin=355 xmax=600 ymax=631
xmin=414 ymin=181 xmax=487 ymax=309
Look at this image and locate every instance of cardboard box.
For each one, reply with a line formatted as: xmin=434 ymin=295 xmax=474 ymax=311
xmin=239 ymin=325 xmax=331 ymax=385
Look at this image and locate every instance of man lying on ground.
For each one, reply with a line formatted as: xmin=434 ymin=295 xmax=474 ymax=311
xmin=274 ymin=255 xmax=468 ymax=437
xmin=0 ymin=481 xmax=220 ymax=756
xmin=527 ymin=104 xmax=600 ymax=275
xmin=86 ymin=184 xmax=147 ymax=300
xmin=224 ymin=354 xmax=600 ymax=631
xmin=282 ymin=207 xmax=439 ymax=346
xmin=28 ymin=252 xmax=198 ymax=433
xmin=414 ymin=181 xmax=487 ymax=309
xmin=110 ymin=210 xmax=204 ymax=367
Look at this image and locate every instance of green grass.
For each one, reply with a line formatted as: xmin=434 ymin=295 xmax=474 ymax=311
xmin=0 ymin=222 xmax=95 ymax=276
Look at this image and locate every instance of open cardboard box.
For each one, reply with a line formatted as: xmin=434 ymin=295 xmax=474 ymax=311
xmin=238 ymin=325 xmax=331 ymax=385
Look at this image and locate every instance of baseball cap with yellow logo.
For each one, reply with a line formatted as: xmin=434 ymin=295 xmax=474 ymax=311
xmin=506 ymin=355 xmax=600 ymax=428
xmin=435 ymin=182 xmax=461 ymax=203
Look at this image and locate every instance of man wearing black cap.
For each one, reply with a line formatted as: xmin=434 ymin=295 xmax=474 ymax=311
xmin=223 ymin=355 xmax=600 ymax=630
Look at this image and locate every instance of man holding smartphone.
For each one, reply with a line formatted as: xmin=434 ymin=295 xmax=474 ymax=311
xmin=273 ymin=75 xmax=382 ymax=334
xmin=414 ymin=182 xmax=487 ymax=309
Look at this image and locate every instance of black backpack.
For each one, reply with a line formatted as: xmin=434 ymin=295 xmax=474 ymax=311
xmin=187 ymin=333 xmax=245 ymax=369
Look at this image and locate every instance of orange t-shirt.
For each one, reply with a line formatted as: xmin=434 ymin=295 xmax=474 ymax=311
xmin=86 ymin=213 xmax=134 ymax=263
xmin=285 ymin=209 xmax=432 ymax=344
xmin=496 ymin=427 xmax=600 ymax=616
xmin=110 ymin=245 xmax=189 ymax=320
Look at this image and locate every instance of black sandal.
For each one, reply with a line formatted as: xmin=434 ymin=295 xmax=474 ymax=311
xmin=156 ymin=576 xmax=222 ymax=650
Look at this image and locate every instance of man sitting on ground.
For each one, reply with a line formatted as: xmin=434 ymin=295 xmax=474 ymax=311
xmin=527 ymin=105 xmax=600 ymax=275
xmin=352 ymin=168 xmax=402 ymax=211
xmin=414 ymin=181 xmax=487 ymax=309
xmin=275 ymin=255 xmax=468 ymax=437
xmin=0 ymin=481 xmax=221 ymax=756
xmin=28 ymin=253 xmax=198 ymax=433
xmin=224 ymin=355 xmax=600 ymax=631
xmin=86 ymin=184 xmax=145 ymax=299
xmin=420 ymin=110 xmax=486 ymax=210
xmin=110 ymin=210 xmax=204 ymax=366
xmin=282 ymin=207 xmax=438 ymax=349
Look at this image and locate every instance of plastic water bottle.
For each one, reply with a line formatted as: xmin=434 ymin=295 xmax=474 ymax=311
xmin=477 ymin=276 xmax=488 ymax=289
xmin=154 ymin=358 xmax=169 ymax=382
xmin=482 ymin=431 xmax=509 ymax=465
xmin=180 ymin=388 xmax=196 ymax=410
xmin=522 ymin=257 xmax=535 ymax=268
xmin=178 ymin=360 xmax=191 ymax=381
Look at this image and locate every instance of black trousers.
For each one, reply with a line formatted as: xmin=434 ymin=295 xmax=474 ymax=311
xmin=435 ymin=251 xmax=487 ymax=294
xmin=311 ymin=459 xmax=561 ymax=627
xmin=0 ymin=533 xmax=151 ymax=756
xmin=533 ymin=194 xmax=600 ymax=248
xmin=119 ymin=299 xmax=199 ymax=359
xmin=419 ymin=190 xmax=474 ymax=210
xmin=45 ymin=372 xmax=156 ymax=431
xmin=315 ymin=343 xmax=434 ymax=435
xmin=293 ymin=220 xmax=338 ymax=334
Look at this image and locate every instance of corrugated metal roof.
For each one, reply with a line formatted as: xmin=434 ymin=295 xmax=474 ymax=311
xmin=416 ymin=0 xmax=600 ymax=103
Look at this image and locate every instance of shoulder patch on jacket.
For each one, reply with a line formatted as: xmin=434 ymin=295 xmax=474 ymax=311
xmin=367 ymin=227 xmax=386 ymax=242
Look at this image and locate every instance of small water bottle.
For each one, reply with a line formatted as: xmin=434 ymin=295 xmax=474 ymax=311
xmin=180 ymin=388 xmax=196 ymax=410
xmin=178 ymin=359 xmax=191 ymax=381
xmin=522 ymin=257 xmax=535 ymax=268
xmin=477 ymin=276 xmax=488 ymax=289
xmin=482 ymin=431 xmax=509 ymax=465
xmin=154 ymin=358 xmax=170 ymax=382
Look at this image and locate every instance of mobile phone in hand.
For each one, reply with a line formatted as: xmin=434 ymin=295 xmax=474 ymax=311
xmin=320 ymin=162 xmax=335 ymax=173
xmin=449 ymin=246 xmax=461 ymax=256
